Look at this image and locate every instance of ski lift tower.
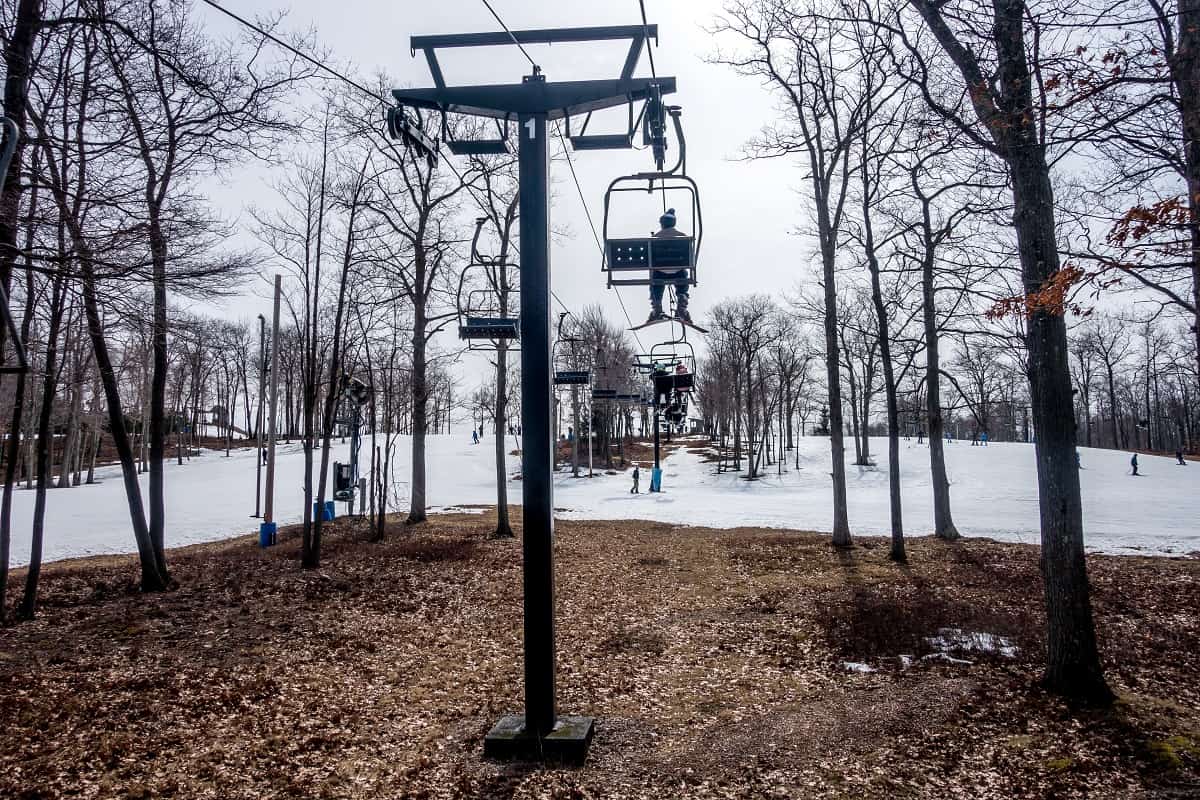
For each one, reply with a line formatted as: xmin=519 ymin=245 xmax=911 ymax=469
xmin=389 ymin=24 xmax=675 ymax=764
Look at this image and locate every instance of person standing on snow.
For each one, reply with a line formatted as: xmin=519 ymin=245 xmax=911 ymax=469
xmin=630 ymin=465 xmax=640 ymax=494
xmin=1130 ymin=452 xmax=1139 ymax=476
xmin=980 ymin=430 xmax=989 ymax=446
xmin=471 ymin=429 xmax=479 ymax=445
xmin=1177 ymin=449 xmax=1187 ymax=466
xmin=647 ymin=208 xmax=692 ymax=324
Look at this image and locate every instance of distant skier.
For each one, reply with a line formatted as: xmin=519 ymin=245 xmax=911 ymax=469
xmin=261 ymin=446 xmax=268 ymax=465
xmin=1076 ymin=451 xmax=1081 ymax=469
xmin=1177 ymin=449 xmax=1187 ymax=466
xmin=630 ymin=465 xmax=640 ymax=494
xmin=647 ymin=208 xmax=692 ymax=324
xmin=917 ymin=428 xmax=925 ymax=445
xmin=980 ymin=430 xmax=989 ymax=447
xmin=1130 ymin=452 xmax=1139 ymax=476
xmin=471 ymin=429 xmax=479 ymax=445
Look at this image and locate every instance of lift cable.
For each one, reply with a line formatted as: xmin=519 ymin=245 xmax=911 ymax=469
xmin=638 ymin=0 xmax=658 ymax=80
xmin=202 ymin=0 xmax=612 ymax=344
xmin=199 ymin=0 xmax=386 ymax=104
xmin=553 ymin=125 xmax=646 ymax=354
xmin=479 ymin=0 xmax=540 ymax=73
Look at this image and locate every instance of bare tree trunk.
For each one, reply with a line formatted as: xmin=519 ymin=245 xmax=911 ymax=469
xmin=0 ymin=173 xmax=38 ymax=621
xmin=80 ymin=255 xmax=166 ymax=591
xmin=820 ymin=243 xmax=852 ymax=545
xmin=571 ymin=382 xmax=580 ymax=478
xmin=1171 ymin=0 xmax=1200 ymax=385
xmin=85 ymin=425 xmax=99 ymax=484
xmin=864 ymin=216 xmax=905 ymax=561
xmin=0 ymin=0 xmax=40 ymax=298
xmin=1010 ymin=145 xmax=1110 ymax=701
xmin=19 ymin=268 xmax=68 ymax=618
xmin=922 ymin=246 xmax=959 ymax=540
xmin=492 ymin=342 xmax=513 ymax=538
xmin=57 ymin=338 xmax=82 ymax=489
xmin=911 ymin=0 xmax=1109 ymax=703
xmin=408 ymin=310 xmax=428 ymax=525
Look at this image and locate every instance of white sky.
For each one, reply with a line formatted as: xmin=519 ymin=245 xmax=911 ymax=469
xmin=195 ymin=0 xmax=813 ymax=377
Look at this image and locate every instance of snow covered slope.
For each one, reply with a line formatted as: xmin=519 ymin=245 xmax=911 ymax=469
xmin=7 ymin=434 xmax=1197 ymax=566
xmin=553 ymin=437 xmax=1199 ymax=557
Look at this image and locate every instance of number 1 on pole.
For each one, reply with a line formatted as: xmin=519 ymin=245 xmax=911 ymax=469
xmin=525 ymin=118 xmax=536 ymax=140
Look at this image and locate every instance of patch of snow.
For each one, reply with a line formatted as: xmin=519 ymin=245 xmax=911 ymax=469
xmin=920 ymin=653 xmax=975 ymax=666
xmin=429 ymin=506 xmax=487 ymax=515
xmin=842 ymin=661 xmax=876 ymax=673
xmin=925 ymin=627 xmax=1018 ymax=658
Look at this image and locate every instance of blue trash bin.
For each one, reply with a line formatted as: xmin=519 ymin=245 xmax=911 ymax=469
xmin=312 ymin=501 xmax=335 ymax=521
xmin=259 ymin=521 xmax=277 ymax=548
xmin=650 ymin=467 xmax=663 ymax=493
xmin=324 ymin=500 xmax=336 ymax=521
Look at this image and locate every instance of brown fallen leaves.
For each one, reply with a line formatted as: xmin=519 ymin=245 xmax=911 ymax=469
xmin=1 ymin=514 xmax=1198 ymax=799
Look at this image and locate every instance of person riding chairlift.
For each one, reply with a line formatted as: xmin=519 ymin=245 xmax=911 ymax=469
xmin=648 ymin=208 xmax=692 ymax=324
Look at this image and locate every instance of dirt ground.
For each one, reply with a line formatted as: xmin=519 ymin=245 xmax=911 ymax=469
xmin=1 ymin=513 xmax=1198 ymax=799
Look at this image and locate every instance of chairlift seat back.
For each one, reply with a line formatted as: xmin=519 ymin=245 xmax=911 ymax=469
xmin=607 ymin=236 xmax=695 ymax=272
xmin=460 ymin=316 xmax=520 ymax=340
xmin=554 ymin=370 xmax=591 ymax=386
xmin=654 ymin=372 xmax=693 ymax=396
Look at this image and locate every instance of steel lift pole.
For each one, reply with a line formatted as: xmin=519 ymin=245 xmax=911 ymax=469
xmin=517 ymin=103 xmax=556 ymax=738
xmin=387 ymin=24 xmax=675 ymax=763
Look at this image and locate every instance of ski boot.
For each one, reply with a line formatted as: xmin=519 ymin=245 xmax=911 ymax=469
xmin=674 ymin=299 xmax=693 ymax=324
xmin=647 ymin=305 xmax=668 ymax=324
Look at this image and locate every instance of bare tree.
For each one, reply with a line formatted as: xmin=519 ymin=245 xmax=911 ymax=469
xmin=905 ymin=0 xmax=1112 ymax=703
xmin=359 ymin=110 xmax=479 ymax=526
xmin=714 ymin=1 xmax=890 ymax=543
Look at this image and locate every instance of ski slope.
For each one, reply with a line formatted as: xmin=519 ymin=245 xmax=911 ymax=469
xmin=6 ymin=434 xmax=1197 ymax=566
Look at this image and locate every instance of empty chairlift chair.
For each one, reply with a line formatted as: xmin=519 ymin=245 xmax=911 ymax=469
xmin=457 ymin=217 xmax=520 ymax=349
xmin=552 ymin=326 xmax=592 ymax=387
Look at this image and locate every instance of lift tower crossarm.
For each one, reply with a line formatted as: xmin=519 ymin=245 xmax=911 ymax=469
xmin=392 ymin=77 xmax=675 ymax=121
xmin=412 ymin=25 xmax=657 ymax=86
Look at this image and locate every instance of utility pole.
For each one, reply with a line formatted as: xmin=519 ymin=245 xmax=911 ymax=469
xmin=260 ymin=274 xmax=281 ymax=546
xmin=389 ymin=24 xmax=673 ymax=763
xmin=253 ymin=313 xmax=266 ymax=518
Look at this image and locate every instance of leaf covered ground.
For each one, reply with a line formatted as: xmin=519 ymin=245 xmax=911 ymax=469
xmin=1 ymin=512 xmax=1198 ymax=799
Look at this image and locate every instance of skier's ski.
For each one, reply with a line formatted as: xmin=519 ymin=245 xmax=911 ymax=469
xmin=629 ymin=317 xmax=709 ymax=334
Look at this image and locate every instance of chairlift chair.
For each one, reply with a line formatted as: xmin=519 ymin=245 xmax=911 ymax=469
xmin=600 ymin=100 xmax=703 ymax=288
xmin=649 ymin=339 xmax=697 ymax=400
xmin=456 ymin=218 xmax=520 ymax=350
xmin=459 ymin=292 xmax=520 ymax=345
xmin=552 ymin=316 xmax=592 ymax=386
xmin=340 ymin=374 xmax=372 ymax=407
xmin=589 ymin=360 xmax=619 ymax=401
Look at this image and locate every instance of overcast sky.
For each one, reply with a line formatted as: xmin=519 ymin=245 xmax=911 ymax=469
xmin=196 ymin=0 xmax=814 ymax=382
